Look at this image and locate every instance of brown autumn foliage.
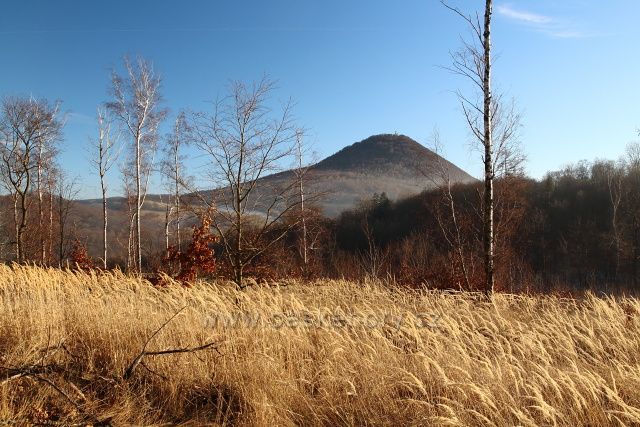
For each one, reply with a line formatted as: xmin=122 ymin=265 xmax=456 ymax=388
xmin=69 ymin=238 xmax=95 ymax=271
xmin=161 ymin=213 xmax=217 ymax=285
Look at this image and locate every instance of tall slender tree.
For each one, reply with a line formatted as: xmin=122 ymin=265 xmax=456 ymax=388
xmin=56 ymin=172 xmax=79 ymax=266
xmin=106 ymin=56 xmax=166 ymax=272
xmin=89 ymin=108 xmax=119 ymax=269
xmin=481 ymin=2 xmax=495 ymax=294
xmin=35 ymin=124 xmax=60 ymax=264
xmin=163 ymin=111 xmax=191 ymax=253
xmin=293 ymin=130 xmax=309 ymax=268
xmin=442 ymin=1 xmax=522 ymax=293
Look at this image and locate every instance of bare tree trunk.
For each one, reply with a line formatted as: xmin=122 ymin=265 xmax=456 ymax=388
xmin=482 ymin=0 xmax=495 ymax=294
xmin=135 ymin=133 xmax=142 ymax=273
xmin=58 ymin=193 xmax=64 ymax=266
xmin=102 ymin=179 xmax=108 ymax=269
xmin=235 ymin=177 xmax=243 ymax=287
xmin=164 ymin=202 xmax=172 ymax=255
xmin=359 ymin=218 xmax=386 ymax=279
xmin=37 ymin=147 xmax=44 ymax=264
xmin=55 ymin=176 xmax=78 ymax=267
xmin=10 ymin=185 xmax=26 ymax=265
xmin=127 ymin=225 xmax=133 ymax=271
xmin=296 ymin=133 xmax=308 ymax=268
xmin=174 ymin=147 xmax=181 ymax=252
xmin=428 ymin=130 xmax=473 ymax=290
xmin=608 ymin=169 xmax=623 ymax=279
xmin=127 ymin=206 xmax=134 ymax=271
xmin=48 ymin=190 xmax=53 ymax=265
xmin=123 ymin=174 xmax=136 ymax=272
xmin=17 ymin=182 xmax=29 ymax=264
xmin=12 ymin=194 xmax=19 ymax=262
xmin=164 ymin=111 xmax=190 ymax=264
xmin=300 ymin=175 xmax=308 ymax=267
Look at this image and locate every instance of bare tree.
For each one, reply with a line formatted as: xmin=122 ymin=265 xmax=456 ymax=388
xmin=358 ymin=216 xmax=388 ymax=280
xmin=89 ymin=108 xmax=120 ymax=269
xmin=56 ymin=172 xmax=79 ymax=266
xmin=283 ymin=129 xmax=325 ymax=276
xmin=606 ymin=161 xmax=624 ymax=278
xmin=425 ymin=129 xmax=472 ymax=290
xmin=35 ymin=119 xmax=61 ymax=264
xmin=292 ymin=129 xmax=318 ymax=270
xmin=0 ymin=96 xmax=63 ymax=263
xmin=163 ymin=111 xmax=191 ymax=252
xmin=443 ymin=1 xmax=522 ymax=292
xmin=106 ymin=56 xmax=166 ymax=272
xmin=192 ymin=77 xmax=302 ymax=287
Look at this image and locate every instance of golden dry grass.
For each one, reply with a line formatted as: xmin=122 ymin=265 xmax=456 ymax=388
xmin=1 ymin=265 xmax=640 ymax=426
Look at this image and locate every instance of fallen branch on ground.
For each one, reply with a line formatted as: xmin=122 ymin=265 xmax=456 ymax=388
xmin=123 ymin=305 xmax=223 ymax=379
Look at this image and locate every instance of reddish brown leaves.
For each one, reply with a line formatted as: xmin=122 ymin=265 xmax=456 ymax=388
xmin=161 ymin=214 xmax=217 ymax=285
xmin=69 ymin=239 xmax=94 ymax=271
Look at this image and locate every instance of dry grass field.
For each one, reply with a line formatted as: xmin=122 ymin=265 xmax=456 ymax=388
xmin=1 ymin=265 xmax=640 ymax=426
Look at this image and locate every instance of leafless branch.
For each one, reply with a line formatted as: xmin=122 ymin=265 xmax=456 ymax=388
xmin=123 ymin=306 xmax=222 ymax=379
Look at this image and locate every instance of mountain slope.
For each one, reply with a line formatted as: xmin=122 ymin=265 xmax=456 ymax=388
xmin=248 ymin=134 xmax=476 ymax=216
xmin=315 ymin=134 xmax=469 ymax=180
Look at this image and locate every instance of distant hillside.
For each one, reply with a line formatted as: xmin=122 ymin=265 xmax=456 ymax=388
xmin=76 ymin=134 xmax=476 ymax=257
xmin=315 ymin=134 xmax=470 ymax=180
xmin=239 ymin=134 xmax=476 ymax=216
xmin=308 ymin=134 xmax=475 ymax=214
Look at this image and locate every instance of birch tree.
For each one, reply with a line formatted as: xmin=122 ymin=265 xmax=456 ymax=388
xmin=120 ymin=160 xmax=136 ymax=271
xmin=443 ymin=0 xmax=522 ymax=293
xmin=106 ymin=56 xmax=166 ymax=272
xmin=163 ymin=111 xmax=191 ymax=252
xmin=89 ymin=108 xmax=119 ymax=269
xmin=293 ymin=130 xmax=310 ymax=268
xmin=35 ymin=121 xmax=60 ymax=264
xmin=289 ymin=130 xmax=325 ymax=275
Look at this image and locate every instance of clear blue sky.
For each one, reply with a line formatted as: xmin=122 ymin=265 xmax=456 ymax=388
xmin=1 ymin=0 xmax=639 ymax=198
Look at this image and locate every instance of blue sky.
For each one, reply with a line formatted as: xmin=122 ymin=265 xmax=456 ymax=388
xmin=1 ymin=0 xmax=639 ymax=198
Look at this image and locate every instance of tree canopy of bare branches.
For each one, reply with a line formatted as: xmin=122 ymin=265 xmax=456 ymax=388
xmin=192 ymin=77 xmax=302 ymax=287
xmin=0 ymin=96 xmax=64 ymax=262
xmin=162 ymin=111 xmax=192 ymax=253
xmin=88 ymin=108 xmax=120 ymax=268
xmin=106 ymin=56 xmax=167 ymax=272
